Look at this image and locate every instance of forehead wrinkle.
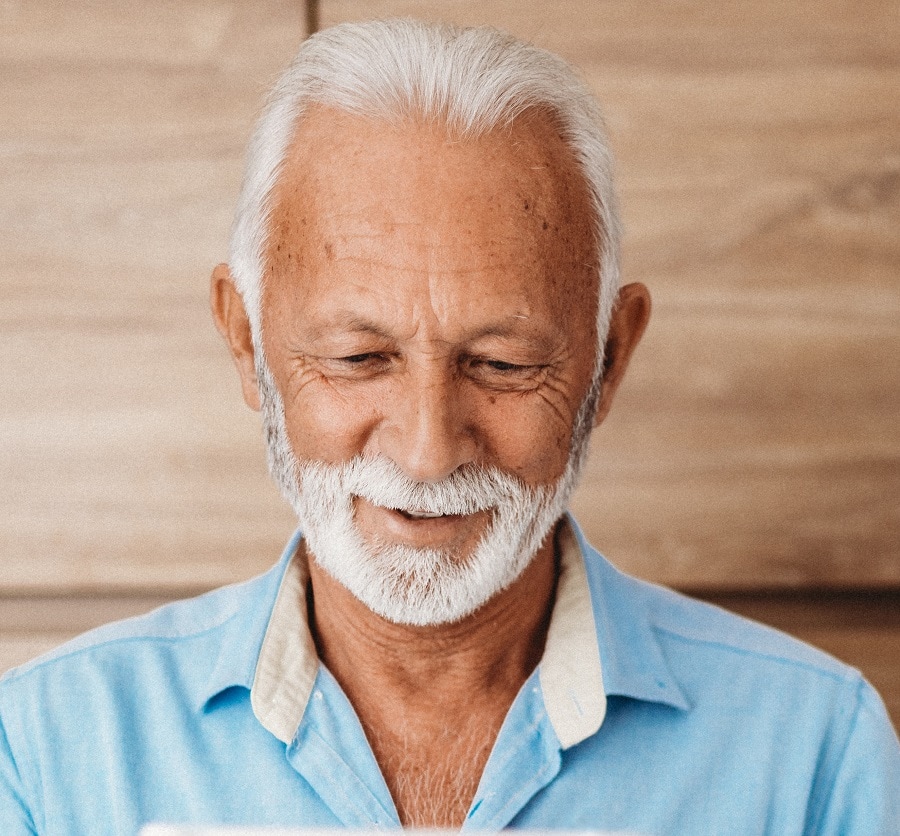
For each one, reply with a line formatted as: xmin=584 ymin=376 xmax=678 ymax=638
xmin=297 ymin=313 xmax=395 ymax=344
xmin=321 ymin=222 xmax=531 ymax=275
xmin=267 ymin=106 xmax=598 ymax=356
xmin=325 ymin=251 xmax=521 ymax=277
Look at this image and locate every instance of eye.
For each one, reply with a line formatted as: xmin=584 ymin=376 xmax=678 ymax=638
xmin=465 ymin=355 xmax=544 ymax=390
xmin=483 ymin=359 xmax=523 ymax=372
xmin=339 ymin=353 xmax=383 ymax=364
xmin=319 ymin=352 xmax=393 ymax=379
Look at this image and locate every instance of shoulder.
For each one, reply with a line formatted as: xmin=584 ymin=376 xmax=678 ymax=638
xmin=627 ymin=577 xmax=900 ymax=829
xmin=576 ymin=537 xmax=884 ymax=749
xmin=643 ymin=577 xmax=852 ymax=680
xmin=0 ymin=561 xmax=282 ymax=691
xmin=572 ymin=542 xmax=900 ymax=832
xmin=579 ymin=543 xmax=900 ymax=745
xmin=583 ymin=544 xmax=857 ymax=685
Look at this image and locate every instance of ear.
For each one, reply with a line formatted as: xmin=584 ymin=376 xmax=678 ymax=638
xmin=210 ymin=263 xmax=262 ymax=411
xmin=592 ymin=282 xmax=651 ymax=427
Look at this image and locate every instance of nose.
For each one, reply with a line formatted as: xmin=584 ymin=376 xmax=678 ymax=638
xmin=374 ymin=365 xmax=478 ymax=483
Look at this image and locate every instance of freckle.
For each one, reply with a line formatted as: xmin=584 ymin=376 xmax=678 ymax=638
xmin=488 ymin=395 xmax=497 ymax=405
xmin=542 ymin=220 xmax=549 ymax=230
xmin=324 ymin=242 xmax=334 ymax=260
xmin=523 ymin=200 xmax=530 ymax=210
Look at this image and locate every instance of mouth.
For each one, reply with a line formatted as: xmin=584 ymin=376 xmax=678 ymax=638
xmin=393 ymin=508 xmax=455 ymax=521
xmin=352 ymin=496 xmax=492 ymax=550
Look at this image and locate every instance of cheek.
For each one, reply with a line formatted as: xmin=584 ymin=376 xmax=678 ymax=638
xmin=281 ymin=380 xmax=382 ymax=463
xmin=476 ymin=393 xmax=578 ymax=483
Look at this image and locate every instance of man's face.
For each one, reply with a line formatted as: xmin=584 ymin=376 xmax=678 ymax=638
xmin=257 ymin=106 xmax=600 ymax=622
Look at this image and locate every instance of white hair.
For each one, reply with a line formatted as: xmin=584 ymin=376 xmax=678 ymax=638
xmin=228 ymin=17 xmax=621 ymax=359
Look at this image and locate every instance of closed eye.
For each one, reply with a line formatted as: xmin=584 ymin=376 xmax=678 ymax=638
xmin=474 ymin=357 xmax=538 ymax=374
xmin=339 ymin=353 xmax=384 ymax=364
xmin=465 ymin=356 xmax=546 ymax=390
xmin=318 ymin=352 xmax=393 ymax=378
xmin=483 ymin=359 xmax=526 ymax=372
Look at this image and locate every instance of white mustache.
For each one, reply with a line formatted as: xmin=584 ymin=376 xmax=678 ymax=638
xmin=298 ymin=455 xmax=536 ymax=517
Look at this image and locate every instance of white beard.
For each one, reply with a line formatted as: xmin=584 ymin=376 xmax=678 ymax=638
xmin=255 ymin=352 xmax=598 ymax=626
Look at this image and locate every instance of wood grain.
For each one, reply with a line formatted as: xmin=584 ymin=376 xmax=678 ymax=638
xmin=1 ymin=0 xmax=898 ymax=593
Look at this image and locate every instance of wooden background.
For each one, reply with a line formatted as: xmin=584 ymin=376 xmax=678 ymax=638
xmin=1 ymin=1 xmax=898 ymax=726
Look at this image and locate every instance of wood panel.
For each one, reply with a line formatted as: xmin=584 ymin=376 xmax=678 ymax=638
xmin=1 ymin=0 xmax=898 ymax=593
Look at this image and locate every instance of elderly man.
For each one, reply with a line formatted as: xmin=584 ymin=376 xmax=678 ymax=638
xmin=1 ymin=18 xmax=898 ymax=836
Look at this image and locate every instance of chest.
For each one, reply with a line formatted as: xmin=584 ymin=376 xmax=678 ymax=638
xmin=366 ymin=717 xmax=499 ymax=827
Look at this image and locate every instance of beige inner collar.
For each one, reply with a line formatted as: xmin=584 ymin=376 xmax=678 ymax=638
xmin=250 ymin=540 xmax=318 ymax=744
xmin=538 ymin=519 xmax=607 ymax=748
xmin=251 ymin=518 xmax=606 ymax=748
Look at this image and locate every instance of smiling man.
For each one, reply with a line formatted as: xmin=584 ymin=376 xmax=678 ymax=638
xmin=1 ymin=18 xmax=898 ymax=836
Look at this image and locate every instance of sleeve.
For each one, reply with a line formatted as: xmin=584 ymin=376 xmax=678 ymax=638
xmin=809 ymin=677 xmax=900 ymax=836
xmin=0 ymin=706 xmax=37 ymax=835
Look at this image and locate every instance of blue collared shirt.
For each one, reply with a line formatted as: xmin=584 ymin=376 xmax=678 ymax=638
xmin=1 ymin=517 xmax=898 ymax=834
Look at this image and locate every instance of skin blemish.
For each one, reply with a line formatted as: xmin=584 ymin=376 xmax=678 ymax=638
xmin=542 ymin=221 xmax=549 ymax=230
xmin=325 ymin=241 xmax=335 ymax=260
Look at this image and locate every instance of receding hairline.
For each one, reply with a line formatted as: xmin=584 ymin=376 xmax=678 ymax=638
xmin=230 ymin=18 xmax=621 ymax=362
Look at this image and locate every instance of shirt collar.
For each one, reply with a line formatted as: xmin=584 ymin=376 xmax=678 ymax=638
xmin=197 ymin=529 xmax=306 ymax=716
xmin=538 ymin=518 xmax=608 ymax=748
xmin=205 ymin=516 xmax=689 ymax=746
xmin=249 ymin=537 xmax=319 ymax=744
xmin=537 ymin=515 xmax=688 ymax=750
xmin=566 ymin=515 xmax=691 ymax=717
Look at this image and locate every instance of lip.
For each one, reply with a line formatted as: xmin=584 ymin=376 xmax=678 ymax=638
xmin=395 ymin=508 xmax=449 ymax=520
xmin=353 ymin=496 xmax=491 ymax=550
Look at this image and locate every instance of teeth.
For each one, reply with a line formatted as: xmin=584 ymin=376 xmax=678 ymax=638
xmin=402 ymin=509 xmax=444 ymax=519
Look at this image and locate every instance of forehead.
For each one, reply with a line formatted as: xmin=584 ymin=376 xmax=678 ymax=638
xmin=263 ymin=105 xmax=598 ymax=336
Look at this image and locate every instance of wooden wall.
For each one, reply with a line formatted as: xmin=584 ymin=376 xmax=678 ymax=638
xmin=2 ymin=1 xmax=898 ymax=726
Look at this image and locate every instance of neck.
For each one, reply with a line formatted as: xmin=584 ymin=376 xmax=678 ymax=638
xmin=305 ymin=529 xmax=560 ymax=827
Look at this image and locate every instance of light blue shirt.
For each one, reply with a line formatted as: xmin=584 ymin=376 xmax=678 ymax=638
xmin=1 ymin=517 xmax=898 ymax=835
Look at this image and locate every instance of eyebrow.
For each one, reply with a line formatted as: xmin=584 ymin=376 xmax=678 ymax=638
xmin=470 ymin=321 xmax=537 ymax=339
xmin=301 ymin=314 xmax=394 ymax=343
xmin=300 ymin=311 xmax=559 ymax=352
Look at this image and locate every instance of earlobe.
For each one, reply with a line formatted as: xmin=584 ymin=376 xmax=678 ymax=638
xmin=592 ymin=282 xmax=652 ymax=427
xmin=210 ymin=263 xmax=262 ymax=411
